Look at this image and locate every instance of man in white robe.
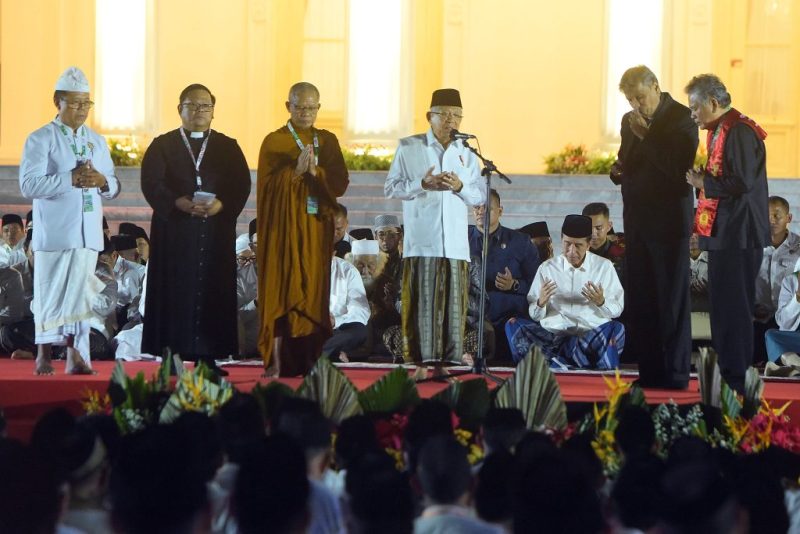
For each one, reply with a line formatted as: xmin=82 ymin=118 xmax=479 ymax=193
xmin=19 ymin=66 xmax=120 ymax=374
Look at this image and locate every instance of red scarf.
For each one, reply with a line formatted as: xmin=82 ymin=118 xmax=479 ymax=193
xmin=694 ymin=109 xmax=767 ymax=236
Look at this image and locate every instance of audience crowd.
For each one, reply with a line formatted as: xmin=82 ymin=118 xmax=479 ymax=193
xmin=2 ymin=395 xmax=800 ymax=533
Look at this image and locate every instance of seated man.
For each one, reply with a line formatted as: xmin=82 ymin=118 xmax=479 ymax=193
xmin=506 ymin=215 xmax=624 ymax=369
xmin=5 ymin=230 xmax=35 ymax=358
xmin=754 ymin=196 xmax=800 ymax=363
xmin=110 ymin=235 xmax=146 ymax=329
xmin=334 ymin=203 xmax=352 ymax=259
xmin=765 ymin=257 xmax=800 ymax=362
xmin=469 ymin=188 xmax=540 ymax=362
xmin=519 ymin=221 xmax=553 ymax=261
xmin=323 ymin=240 xmax=370 ymax=362
xmin=0 ymin=255 xmax=32 ymax=355
xmin=236 ymin=233 xmax=259 ymax=357
xmin=582 ymin=202 xmax=625 ymax=284
xmin=374 ymin=214 xmax=403 ymax=288
xmin=0 ymin=214 xmax=28 ymax=268
xmin=371 ymin=215 xmax=403 ymax=356
xmin=119 ymin=222 xmax=150 ymax=265
xmin=89 ymin=238 xmax=120 ymax=359
xmin=689 ymin=232 xmax=710 ymax=313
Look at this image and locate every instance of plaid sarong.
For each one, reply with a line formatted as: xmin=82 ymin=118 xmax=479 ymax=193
xmin=400 ymin=257 xmax=469 ymax=363
xmin=506 ymin=318 xmax=624 ymax=370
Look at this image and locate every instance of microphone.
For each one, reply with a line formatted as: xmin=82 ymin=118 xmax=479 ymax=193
xmin=450 ymin=129 xmax=476 ymax=140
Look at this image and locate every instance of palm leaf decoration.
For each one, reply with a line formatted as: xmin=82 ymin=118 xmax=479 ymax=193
xmin=432 ymin=378 xmax=491 ymax=430
xmin=251 ymin=381 xmax=295 ymax=424
xmin=358 ymin=366 xmax=420 ymax=414
xmin=741 ymin=367 xmax=764 ymax=419
xmin=493 ymin=346 xmax=567 ymax=430
xmin=697 ymin=346 xmax=722 ymax=407
xmin=159 ymin=366 xmax=234 ymax=423
xmin=296 ymin=358 xmax=362 ymax=423
xmin=697 ymin=346 xmax=743 ymax=419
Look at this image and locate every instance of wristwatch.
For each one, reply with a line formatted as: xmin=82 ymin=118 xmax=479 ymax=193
xmin=512 ymin=279 xmax=520 ymax=292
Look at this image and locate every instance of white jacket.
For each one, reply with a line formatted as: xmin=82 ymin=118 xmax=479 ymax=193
xmin=19 ymin=118 xmax=120 ymax=252
xmin=385 ymin=130 xmax=484 ymax=260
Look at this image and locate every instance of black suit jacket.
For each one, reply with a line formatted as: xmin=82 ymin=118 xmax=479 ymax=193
xmin=700 ymin=120 xmax=769 ymax=250
xmin=613 ymin=92 xmax=699 ymax=241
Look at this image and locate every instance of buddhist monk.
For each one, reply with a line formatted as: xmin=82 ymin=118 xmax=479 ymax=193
xmin=256 ymin=82 xmax=349 ymax=376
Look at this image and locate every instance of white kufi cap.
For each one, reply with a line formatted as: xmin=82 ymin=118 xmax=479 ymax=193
xmin=235 ymin=233 xmax=252 ymax=255
xmin=55 ymin=66 xmax=90 ymax=92
xmin=351 ymin=239 xmax=379 ymax=255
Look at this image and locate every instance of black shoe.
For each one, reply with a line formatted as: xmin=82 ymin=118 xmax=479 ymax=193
xmin=634 ymin=377 xmax=688 ymax=390
xmin=201 ymin=358 xmax=229 ymax=377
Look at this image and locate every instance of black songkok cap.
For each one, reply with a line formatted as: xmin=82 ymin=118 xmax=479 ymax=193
xmin=119 ymin=222 xmax=149 ymax=243
xmin=102 ymin=216 xmax=109 ymax=230
xmin=102 ymin=235 xmax=114 ymax=255
xmin=519 ymin=221 xmax=550 ymax=239
xmin=26 ymin=210 xmax=33 ymax=225
xmin=430 ymin=88 xmax=462 ymax=108
xmin=111 ymin=234 xmax=138 ymax=252
xmin=2 ymin=214 xmax=23 ymax=227
xmin=249 ymin=218 xmax=257 ymax=239
xmin=561 ymin=215 xmax=592 ymax=239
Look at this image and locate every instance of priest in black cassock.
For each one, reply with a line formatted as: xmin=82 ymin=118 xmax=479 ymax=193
xmin=141 ymin=83 xmax=251 ymax=375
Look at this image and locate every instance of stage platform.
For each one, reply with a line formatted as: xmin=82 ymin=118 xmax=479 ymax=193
xmin=2 ymin=359 xmax=800 ymax=441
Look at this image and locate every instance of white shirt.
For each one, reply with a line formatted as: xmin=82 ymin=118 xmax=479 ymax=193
xmin=329 ymin=257 xmax=369 ymax=329
xmin=385 ymin=129 xmax=484 ymax=260
xmin=19 ymin=117 xmax=120 ymax=252
xmin=113 ymin=255 xmax=145 ymax=307
xmin=755 ymin=232 xmax=800 ymax=320
xmin=90 ymin=262 xmax=118 ymax=339
xmin=775 ymin=258 xmax=800 ymax=331
xmin=527 ymin=252 xmax=624 ymax=334
xmin=0 ymin=240 xmax=27 ymax=268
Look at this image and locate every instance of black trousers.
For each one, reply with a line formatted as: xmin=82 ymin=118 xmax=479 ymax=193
xmin=322 ymin=322 xmax=368 ymax=361
xmin=708 ymin=248 xmax=762 ymax=393
xmin=0 ymin=318 xmax=35 ymax=353
xmin=624 ymin=234 xmax=692 ymax=386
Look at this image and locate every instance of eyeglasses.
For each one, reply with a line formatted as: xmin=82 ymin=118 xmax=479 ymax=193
xmin=430 ymin=111 xmax=463 ymax=120
xmin=376 ymin=231 xmax=400 ymax=240
xmin=237 ymin=255 xmax=255 ymax=265
xmin=61 ymin=100 xmax=94 ymax=110
xmin=181 ymin=103 xmax=215 ymax=112
xmin=291 ymin=104 xmax=320 ymax=113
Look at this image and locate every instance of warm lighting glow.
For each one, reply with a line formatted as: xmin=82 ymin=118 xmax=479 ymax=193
xmin=94 ymin=0 xmax=147 ymax=131
xmin=347 ymin=0 xmax=404 ymax=139
xmin=605 ymin=0 xmax=664 ymax=137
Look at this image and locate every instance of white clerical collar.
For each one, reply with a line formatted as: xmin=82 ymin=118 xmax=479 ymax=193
xmin=189 ymin=131 xmax=205 ymax=139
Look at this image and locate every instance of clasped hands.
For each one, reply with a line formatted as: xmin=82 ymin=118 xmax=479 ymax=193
xmin=294 ymin=144 xmax=317 ymax=180
xmin=175 ymin=196 xmax=223 ymax=218
xmin=71 ymin=161 xmax=108 ymax=190
xmin=421 ymin=165 xmax=463 ymax=192
xmin=536 ymin=278 xmax=605 ymax=307
xmin=628 ymin=111 xmax=649 ymax=139
xmin=685 ymin=167 xmax=705 ymax=190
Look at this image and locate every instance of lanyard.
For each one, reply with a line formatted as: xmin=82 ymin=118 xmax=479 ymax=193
xmin=55 ymin=121 xmax=89 ymax=162
xmin=179 ymin=128 xmax=211 ymax=190
xmin=286 ymin=121 xmax=319 ymax=165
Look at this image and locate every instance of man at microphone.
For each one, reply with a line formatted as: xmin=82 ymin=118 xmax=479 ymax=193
xmin=385 ymin=88 xmax=484 ymax=378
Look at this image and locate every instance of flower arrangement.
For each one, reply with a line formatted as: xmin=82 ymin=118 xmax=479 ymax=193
xmin=107 ymin=136 xmax=143 ymax=167
xmin=342 ymin=145 xmax=394 ymax=171
xmin=82 ymin=351 xmax=231 ymax=434
xmin=543 ymin=144 xmax=617 ymax=175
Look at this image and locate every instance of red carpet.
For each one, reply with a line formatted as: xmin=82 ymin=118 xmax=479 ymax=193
xmin=2 ymin=359 xmax=799 ymax=441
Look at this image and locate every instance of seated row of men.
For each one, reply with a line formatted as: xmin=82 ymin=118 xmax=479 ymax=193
xmin=292 ymin=191 xmax=626 ymax=369
xmin=0 ymin=212 xmax=150 ymax=360
xmin=300 ymin=191 xmax=800 ymax=370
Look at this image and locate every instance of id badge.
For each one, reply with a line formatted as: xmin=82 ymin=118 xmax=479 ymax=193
xmin=306 ymin=196 xmax=319 ymax=215
xmin=82 ymin=190 xmax=94 ymax=213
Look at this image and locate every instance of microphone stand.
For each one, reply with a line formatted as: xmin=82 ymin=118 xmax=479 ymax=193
xmin=416 ymin=137 xmax=510 ymax=385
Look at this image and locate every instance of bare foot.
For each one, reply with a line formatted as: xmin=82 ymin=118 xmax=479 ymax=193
xmin=338 ymin=351 xmax=350 ymax=363
xmin=431 ymin=366 xmax=451 ymax=379
xmin=462 ymin=353 xmax=475 ymax=367
xmin=67 ymin=349 xmax=97 ymax=375
xmin=11 ymin=350 xmax=34 ymax=360
xmin=34 ymin=356 xmax=55 ymax=376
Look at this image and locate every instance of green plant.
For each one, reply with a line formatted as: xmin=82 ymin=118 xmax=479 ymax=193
xmin=543 ymin=144 xmax=616 ymax=175
xmin=107 ymin=136 xmax=143 ymax=167
xmin=296 ymin=357 xmax=362 ymax=423
xmin=342 ymin=145 xmax=393 ymax=171
xmin=494 ymin=346 xmax=568 ymax=430
xmin=357 ymin=366 xmax=420 ymax=414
